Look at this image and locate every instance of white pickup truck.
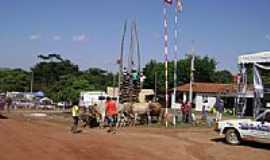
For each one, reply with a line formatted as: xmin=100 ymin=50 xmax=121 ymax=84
xmin=216 ymin=110 xmax=270 ymax=145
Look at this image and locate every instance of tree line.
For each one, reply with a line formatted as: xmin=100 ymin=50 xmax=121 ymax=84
xmin=0 ymin=54 xmax=234 ymax=102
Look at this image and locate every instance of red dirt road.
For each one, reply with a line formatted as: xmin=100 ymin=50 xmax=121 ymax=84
xmin=0 ymin=114 xmax=269 ymax=160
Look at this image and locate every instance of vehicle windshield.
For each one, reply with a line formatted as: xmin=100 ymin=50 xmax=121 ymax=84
xmin=256 ymin=110 xmax=270 ymax=122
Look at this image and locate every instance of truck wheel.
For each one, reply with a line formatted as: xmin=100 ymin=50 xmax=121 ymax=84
xmin=225 ymin=129 xmax=240 ymax=145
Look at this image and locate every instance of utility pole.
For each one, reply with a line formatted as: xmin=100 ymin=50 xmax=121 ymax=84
xmin=154 ymin=72 xmax=157 ymax=102
xmin=30 ymin=70 xmax=34 ymax=93
xmin=113 ymin=72 xmax=116 ymax=97
xmin=189 ymin=49 xmax=195 ymax=103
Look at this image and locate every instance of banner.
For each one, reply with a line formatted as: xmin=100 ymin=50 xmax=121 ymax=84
xmin=253 ymin=65 xmax=264 ymax=98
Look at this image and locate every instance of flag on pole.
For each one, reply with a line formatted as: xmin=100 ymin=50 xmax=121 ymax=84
xmin=164 ymin=0 xmax=173 ymax=5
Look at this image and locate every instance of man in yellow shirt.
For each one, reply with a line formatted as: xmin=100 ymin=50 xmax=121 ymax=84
xmin=71 ymin=101 xmax=80 ymax=133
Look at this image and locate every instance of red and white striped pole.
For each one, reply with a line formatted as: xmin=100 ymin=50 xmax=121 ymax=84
xmin=163 ymin=1 xmax=169 ymax=127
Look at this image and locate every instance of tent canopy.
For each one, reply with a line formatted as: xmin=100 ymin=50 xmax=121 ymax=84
xmin=34 ymin=91 xmax=45 ymax=97
xmin=238 ymin=51 xmax=270 ymax=64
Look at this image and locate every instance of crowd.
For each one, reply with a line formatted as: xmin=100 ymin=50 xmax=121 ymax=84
xmin=71 ymin=96 xmax=118 ymax=134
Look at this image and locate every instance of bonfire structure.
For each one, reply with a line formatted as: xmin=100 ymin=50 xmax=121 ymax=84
xmin=237 ymin=51 xmax=270 ymax=118
xmin=117 ymin=21 xmax=141 ymax=104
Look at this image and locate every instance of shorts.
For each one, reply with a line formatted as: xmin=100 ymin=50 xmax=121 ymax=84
xmin=107 ymin=115 xmax=117 ymax=125
xmin=73 ymin=116 xmax=79 ymax=125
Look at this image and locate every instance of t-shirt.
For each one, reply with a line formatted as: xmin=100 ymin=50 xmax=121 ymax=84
xmin=72 ymin=105 xmax=79 ymax=117
xmin=106 ymin=100 xmax=117 ymax=116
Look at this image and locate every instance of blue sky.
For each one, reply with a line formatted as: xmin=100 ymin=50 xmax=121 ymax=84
xmin=0 ymin=0 xmax=270 ymax=73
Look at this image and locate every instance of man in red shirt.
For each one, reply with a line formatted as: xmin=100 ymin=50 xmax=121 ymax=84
xmin=105 ymin=97 xmax=117 ymax=133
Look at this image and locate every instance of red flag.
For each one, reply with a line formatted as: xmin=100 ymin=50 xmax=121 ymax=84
xmin=164 ymin=0 xmax=173 ymax=5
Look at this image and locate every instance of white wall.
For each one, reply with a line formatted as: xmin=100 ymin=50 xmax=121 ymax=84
xmin=195 ymin=93 xmax=216 ymax=111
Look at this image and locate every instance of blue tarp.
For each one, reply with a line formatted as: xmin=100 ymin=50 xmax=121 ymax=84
xmin=34 ymin=91 xmax=45 ymax=97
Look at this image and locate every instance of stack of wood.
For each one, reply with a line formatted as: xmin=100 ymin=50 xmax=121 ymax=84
xmin=119 ymin=71 xmax=141 ymax=103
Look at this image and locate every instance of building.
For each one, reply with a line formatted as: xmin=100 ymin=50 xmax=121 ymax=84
xmin=176 ymin=82 xmax=238 ymax=111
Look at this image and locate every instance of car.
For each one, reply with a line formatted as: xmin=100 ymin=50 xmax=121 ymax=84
xmin=216 ymin=109 xmax=270 ymax=145
xmin=37 ymin=104 xmax=55 ymax=110
xmin=57 ymin=101 xmax=71 ymax=108
xmin=12 ymin=100 xmax=35 ymax=109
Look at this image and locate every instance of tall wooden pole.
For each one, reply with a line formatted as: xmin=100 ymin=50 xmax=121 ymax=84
xmin=163 ymin=2 xmax=169 ymax=127
xmin=118 ymin=21 xmax=127 ymax=103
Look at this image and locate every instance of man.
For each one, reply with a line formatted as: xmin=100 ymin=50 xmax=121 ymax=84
xmin=71 ymin=101 xmax=80 ymax=133
xmin=215 ymin=97 xmax=224 ymax=122
xmin=105 ymin=97 xmax=117 ymax=133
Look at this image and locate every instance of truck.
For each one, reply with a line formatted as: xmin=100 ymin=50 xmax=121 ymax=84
xmin=215 ymin=109 xmax=270 ymax=145
xmin=79 ymin=91 xmax=108 ymax=108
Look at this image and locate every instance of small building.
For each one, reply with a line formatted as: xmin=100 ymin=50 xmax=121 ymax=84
xmin=176 ymin=82 xmax=238 ymax=111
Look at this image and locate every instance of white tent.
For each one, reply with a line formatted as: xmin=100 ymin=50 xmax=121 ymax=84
xmin=237 ymin=51 xmax=270 ymax=117
xmin=238 ymin=51 xmax=270 ymax=64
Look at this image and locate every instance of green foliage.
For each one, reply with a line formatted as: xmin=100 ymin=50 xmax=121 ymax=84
xmin=213 ymin=70 xmax=233 ymax=84
xmin=0 ymin=54 xmax=237 ymax=102
xmin=0 ymin=68 xmax=30 ymax=92
xmin=143 ymin=55 xmax=231 ymax=93
xmin=0 ymin=54 xmax=115 ymax=102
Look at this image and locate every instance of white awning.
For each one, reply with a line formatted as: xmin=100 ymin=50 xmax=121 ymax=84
xmin=238 ymin=51 xmax=270 ymax=64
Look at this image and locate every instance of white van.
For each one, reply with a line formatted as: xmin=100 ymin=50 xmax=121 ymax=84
xmin=79 ymin=91 xmax=108 ymax=108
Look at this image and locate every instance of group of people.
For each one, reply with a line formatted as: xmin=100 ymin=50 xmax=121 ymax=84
xmin=70 ymin=95 xmax=226 ymax=132
xmin=71 ymin=97 xmax=118 ymax=134
xmin=179 ymin=96 xmax=225 ymax=125
xmin=201 ymin=96 xmax=224 ymax=127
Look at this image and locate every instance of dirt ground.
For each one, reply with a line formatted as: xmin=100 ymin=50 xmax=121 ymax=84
xmin=0 ymin=112 xmax=269 ymax=160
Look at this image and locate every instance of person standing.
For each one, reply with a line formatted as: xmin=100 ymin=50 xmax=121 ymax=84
xmin=105 ymin=97 xmax=117 ymax=133
xmin=5 ymin=96 xmax=12 ymax=112
xmin=71 ymin=101 xmax=80 ymax=133
xmin=215 ymin=97 xmax=224 ymax=122
xmin=181 ymin=101 xmax=186 ymax=122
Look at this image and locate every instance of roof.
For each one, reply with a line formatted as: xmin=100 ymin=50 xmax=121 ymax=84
xmin=177 ymin=82 xmax=237 ymax=94
xmin=238 ymin=51 xmax=270 ymax=64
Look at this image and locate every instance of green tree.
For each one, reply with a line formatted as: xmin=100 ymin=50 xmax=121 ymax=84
xmin=32 ymin=54 xmax=79 ymax=92
xmin=0 ymin=68 xmax=30 ymax=92
xmin=213 ymin=70 xmax=233 ymax=84
xmin=143 ymin=55 xmax=218 ymax=93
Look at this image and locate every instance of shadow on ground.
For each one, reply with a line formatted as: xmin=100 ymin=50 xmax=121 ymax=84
xmin=0 ymin=114 xmax=8 ymax=119
xmin=211 ymin=138 xmax=270 ymax=150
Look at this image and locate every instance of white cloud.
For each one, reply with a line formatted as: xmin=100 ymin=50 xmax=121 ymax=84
xmin=72 ymin=34 xmax=87 ymax=42
xmin=53 ymin=35 xmax=61 ymax=41
xmin=29 ymin=34 xmax=40 ymax=40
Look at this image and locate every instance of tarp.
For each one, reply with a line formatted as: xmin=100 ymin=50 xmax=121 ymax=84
xmin=238 ymin=51 xmax=270 ymax=64
xmin=34 ymin=91 xmax=44 ymax=97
